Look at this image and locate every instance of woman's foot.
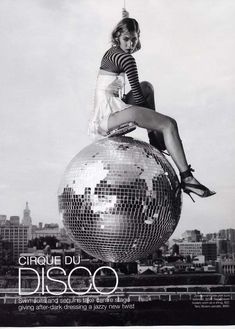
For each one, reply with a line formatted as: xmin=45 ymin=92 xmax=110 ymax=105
xmin=180 ymin=166 xmax=216 ymax=202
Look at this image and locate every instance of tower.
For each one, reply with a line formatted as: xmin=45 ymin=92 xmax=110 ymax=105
xmin=22 ymin=202 xmax=32 ymax=240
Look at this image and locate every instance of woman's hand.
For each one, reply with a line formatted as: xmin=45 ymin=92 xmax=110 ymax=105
xmin=109 ymin=77 xmax=123 ymax=94
xmin=122 ymin=8 xmax=129 ymax=18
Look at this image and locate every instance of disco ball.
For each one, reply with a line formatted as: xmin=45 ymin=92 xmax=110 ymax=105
xmin=58 ymin=136 xmax=182 ymax=262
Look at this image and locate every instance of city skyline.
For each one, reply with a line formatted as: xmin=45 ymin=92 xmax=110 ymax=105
xmin=1 ymin=202 xmax=234 ymax=241
xmin=0 ymin=0 xmax=234 ymax=238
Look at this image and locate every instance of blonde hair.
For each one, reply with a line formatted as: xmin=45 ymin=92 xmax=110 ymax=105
xmin=111 ymin=18 xmax=141 ymax=52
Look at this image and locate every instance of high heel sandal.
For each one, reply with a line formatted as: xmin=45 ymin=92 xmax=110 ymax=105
xmin=180 ymin=165 xmax=216 ymax=202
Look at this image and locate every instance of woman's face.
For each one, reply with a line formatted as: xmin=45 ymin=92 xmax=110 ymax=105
xmin=118 ymin=30 xmax=138 ymax=54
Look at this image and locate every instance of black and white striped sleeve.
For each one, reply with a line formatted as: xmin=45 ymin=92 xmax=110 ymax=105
xmin=113 ymin=52 xmax=146 ymax=106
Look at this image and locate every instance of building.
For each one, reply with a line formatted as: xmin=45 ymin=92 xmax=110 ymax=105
xmin=201 ymin=242 xmax=217 ymax=262
xmin=178 ymin=242 xmax=217 ymax=262
xmin=217 ymin=258 xmax=235 ymax=275
xmin=9 ymin=216 xmax=20 ymax=226
xmin=0 ymin=215 xmax=7 ymax=226
xmin=205 ymin=232 xmax=217 ymax=241
xmin=0 ymin=218 xmax=29 ymax=263
xmin=32 ymin=223 xmax=60 ymax=239
xmin=178 ymin=242 xmax=202 ymax=258
xmin=192 ymin=255 xmax=205 ymax=267
xmin=138 ymin=264 xmax=158 ymax=274
xmin=0 ymin=238 xmax=14 ymax=266
xmin=182 ymin=230 xmax=202 ymax=242
xmin=218 ymin=228 xmax=235 ymax=241
xmin=218 ymin=229 xmax=235 ymax=255
xmin=216 ymin=239 xmax=230 ymax=256
xmin=22 ymin=202 xmax=32 ymax=240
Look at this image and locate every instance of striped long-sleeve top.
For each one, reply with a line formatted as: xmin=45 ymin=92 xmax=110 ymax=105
xmin=100 ymin=46 xmax=145 ymax=106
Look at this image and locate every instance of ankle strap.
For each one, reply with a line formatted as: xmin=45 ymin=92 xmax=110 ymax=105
xmin=180 ymin=165 xmax=195 ymax=180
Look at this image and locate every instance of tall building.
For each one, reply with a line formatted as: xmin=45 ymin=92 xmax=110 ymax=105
xmin=178 ymin=241 xmax=217 ymax=262
xmin=10 ymin=216 xmax=20 ymax=226
xmin=0 ymin=215 xmax=7 ymax=226
xmin=219 ymin=228 xmax=235 ymax=241
xmin=182 ymin=230 xmax=202 ymax=242
xmin=0 ymin=238 xmax=14 ymax=266
xmin=201 ymin=242 xmax=217 ymax=262
xmin=217 ymin=259 xmax=235 ymax=275
xmin=205 ymin=232 xmax=217 ymax=241
xmin=22 ymin=202 xmax=32 ymax=239
xmin=218 ymin=229 xmax=235 ymax=255
xmin=0 ymin=219 xmax=28 ymax=263
xmin=216 ymin=239 xmax=230 ymax=256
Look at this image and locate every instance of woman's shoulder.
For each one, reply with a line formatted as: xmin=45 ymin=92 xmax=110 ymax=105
xmin=101 ymin=47 xmax=135 ymax=69
xmin=105 ymin=46 xmax=133 ymax=58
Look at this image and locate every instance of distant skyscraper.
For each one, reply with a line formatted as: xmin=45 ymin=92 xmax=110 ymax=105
xmin=218 ymin=229 xmax=235 ymax=255
xmin=0 ymin=215 xmax=7 ymax=226
xmin=178 ymin=241 xmax=217 ymax=261
xmin=201 ymin=242 xmax=217 ymax=262
xmin=10 ymin=216 xmax=20 ymax=226
xmin=0 ymin=238 xmax=13 ymax=265
xmin=22 ymin=202 xmax=32 ymax=240
xmin=217 ymin=239 xmax=230 ymax=256
xmin=0 ymin=220 xmax=28 ymax=263
xmin=218 ymin=229 xmax=235 ymax=240
xmin=182 ymin=230 xmax=202 ymax=242
xmin=205 ymin=232 xmax=217 ymax=241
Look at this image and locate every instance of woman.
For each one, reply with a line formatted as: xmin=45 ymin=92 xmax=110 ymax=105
xmin=88 ymin=14 xmax=215 ymax=202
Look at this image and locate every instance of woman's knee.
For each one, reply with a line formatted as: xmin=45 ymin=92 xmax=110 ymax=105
xmin=164 ymin=116 xmax=178 ymax=132
xmin=127 ymin=107 xmax=146 ymax=126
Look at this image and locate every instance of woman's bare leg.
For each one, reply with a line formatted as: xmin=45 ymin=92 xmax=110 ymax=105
xmin=124 ymin=81 xmax=166 ymax=150
xmin=108 ymin=105 xmax=189 ymax=173
xmin=116 ymin=81 xmax=215 ymax=197
xmin=122 ymin=82 xmax=188 ymax=171
xmin=108 ymin=105 xmax=215 ymax=197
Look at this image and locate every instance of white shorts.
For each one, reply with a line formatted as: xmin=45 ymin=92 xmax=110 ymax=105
xmin=88 ymin=73 xmax=132 ymax=137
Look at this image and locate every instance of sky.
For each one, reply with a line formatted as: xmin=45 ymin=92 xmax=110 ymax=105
xmin=0 ymin=0 xmax=234 ymax=239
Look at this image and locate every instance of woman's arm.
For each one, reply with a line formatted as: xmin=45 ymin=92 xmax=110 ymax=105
xmin=118 ymin=53 xmax=146 ymax=105
xmin=101 ymin=47 xmax=146 ymax=106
